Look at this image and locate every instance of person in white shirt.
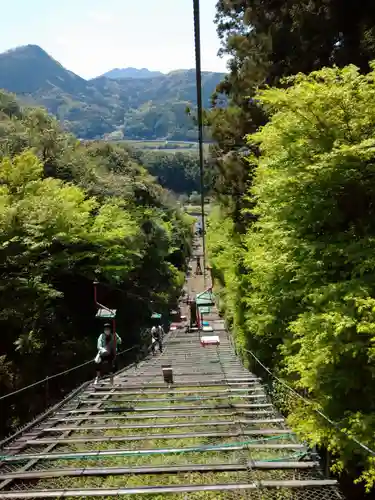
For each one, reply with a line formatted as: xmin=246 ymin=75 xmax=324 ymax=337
xmin=151 ymin=325 xmax=164 ymax=354
xmin=94 ymin=323 xmax=122 ymax=385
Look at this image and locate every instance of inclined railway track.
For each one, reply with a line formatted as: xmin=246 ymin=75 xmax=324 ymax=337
xmin=0 ymin=245 xmax=345 ymax=499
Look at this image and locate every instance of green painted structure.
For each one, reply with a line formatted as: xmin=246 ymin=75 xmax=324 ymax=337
xmin=95 ymin=308 xmax=116 ymax=319
xmin=195 ymin=289 xmax=215 ymax=327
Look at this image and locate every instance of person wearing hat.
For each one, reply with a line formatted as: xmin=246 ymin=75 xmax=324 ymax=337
xmin=94 ymin=323 xmax=122 ymax=385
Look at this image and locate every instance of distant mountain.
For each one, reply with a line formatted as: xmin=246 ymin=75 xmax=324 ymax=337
xmin=0 ymin=45 xmax=88 ymax=94
xmin=101 ymin=67 xmax=164 ymax=79
xmin=0 ymin=45 xmax=225 ymax=140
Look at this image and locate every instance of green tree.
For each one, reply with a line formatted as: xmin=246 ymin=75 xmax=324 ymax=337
xmin=208 ymin=0 xmax=375 ymax=229
xmin=241 ymin=63 xmax=375 ymax=488
xmin=0 ymin=91 xmax=193 ymax=437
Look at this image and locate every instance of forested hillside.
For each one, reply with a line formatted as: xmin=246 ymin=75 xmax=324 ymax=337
xmin=127 ymin=148 xmax=212 ymax=195
xmin=0 ymin=90 xmax=193 ymax=437
xmin=207 ymin=0 xmax=375 ymax=492
xmin=0 ymin=45 xmax=225 ymax=140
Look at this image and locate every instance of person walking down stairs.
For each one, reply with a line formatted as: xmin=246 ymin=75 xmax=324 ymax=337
xmin=94 ymin=323 xmax=122 ymax=385
xmin=196 ymin=256 xmax=202 ymax=275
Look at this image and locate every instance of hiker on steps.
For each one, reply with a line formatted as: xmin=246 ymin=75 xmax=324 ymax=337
xmin=151 ymin=325 xmax=164 ymax=354
xmin=196 ymin=256 xmax=202 ymax=275
xmin=94 ymin=323 xmax=122 ymax=385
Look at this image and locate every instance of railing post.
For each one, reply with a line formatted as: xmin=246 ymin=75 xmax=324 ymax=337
xmin=45 ymin=376 xmax=49 ymax=408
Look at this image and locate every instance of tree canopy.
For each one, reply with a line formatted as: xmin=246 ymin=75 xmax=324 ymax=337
xmin=0 ymin=90 xmax=193 ymax=437
xmin=207 ymin=0 xmax=375 ymax=492
xmin=208 ymin=0 xmax=375 ymax=230
xmin=209 ymin=62 xmax=375 ymax=490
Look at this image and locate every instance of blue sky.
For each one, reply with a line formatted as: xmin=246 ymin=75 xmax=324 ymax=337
xmin=0 ymin=0 xmax=229 ymax=79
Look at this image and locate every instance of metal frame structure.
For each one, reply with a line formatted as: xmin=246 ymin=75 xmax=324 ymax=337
xmin=0 ymin=237 xmax=345 ymax=499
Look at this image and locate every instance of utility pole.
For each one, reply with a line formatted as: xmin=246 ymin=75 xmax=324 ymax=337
xmin=193 ymin=0 xmax=207 ymax=287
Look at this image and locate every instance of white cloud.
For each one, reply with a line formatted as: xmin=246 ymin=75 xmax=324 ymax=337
xmin=87 ymin=10 xmax=114 ymax=24
xmin=46 ymin=0 xmax=229 ymax=79
xmin=55 ymin=36 xmax=70 ymax=48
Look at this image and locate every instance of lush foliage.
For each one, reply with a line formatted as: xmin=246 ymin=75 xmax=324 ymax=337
xmin=207 ymin=0 xmax=375 ymax=230
xmin=215 ymin=0 xmax=375 ymax=86
xmin=0 ymin=90 xmax=192 ymax=436
xmin=209 ymin=64 xmax=375 ymax=488
xmin=0 ymin=45 xmax=224 ymax=141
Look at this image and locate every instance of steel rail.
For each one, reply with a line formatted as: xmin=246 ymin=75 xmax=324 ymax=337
xmin=77 ymin=393 xmax=266 ymax=404
xmin=91 ymin=380 xmax=261 ymax=389
xmin=0 ymin=443 xmax=306 ymax=463
xmin=0 ymin=461 xmax=320 ymax=480
xmin=85 ymin=387 xmax=262 ymax=395
xmin=25 ymin=428 xmax=291 ymax=445
xmin=0 ymin=479 xmax=339 ymax=497
xmin=56 ymin=403 xmax=274 ymax=414
xmin=41 ymin=419 xmax=285 ymax=432
xmin=49 ymin=409 xmax=275 ymax=422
